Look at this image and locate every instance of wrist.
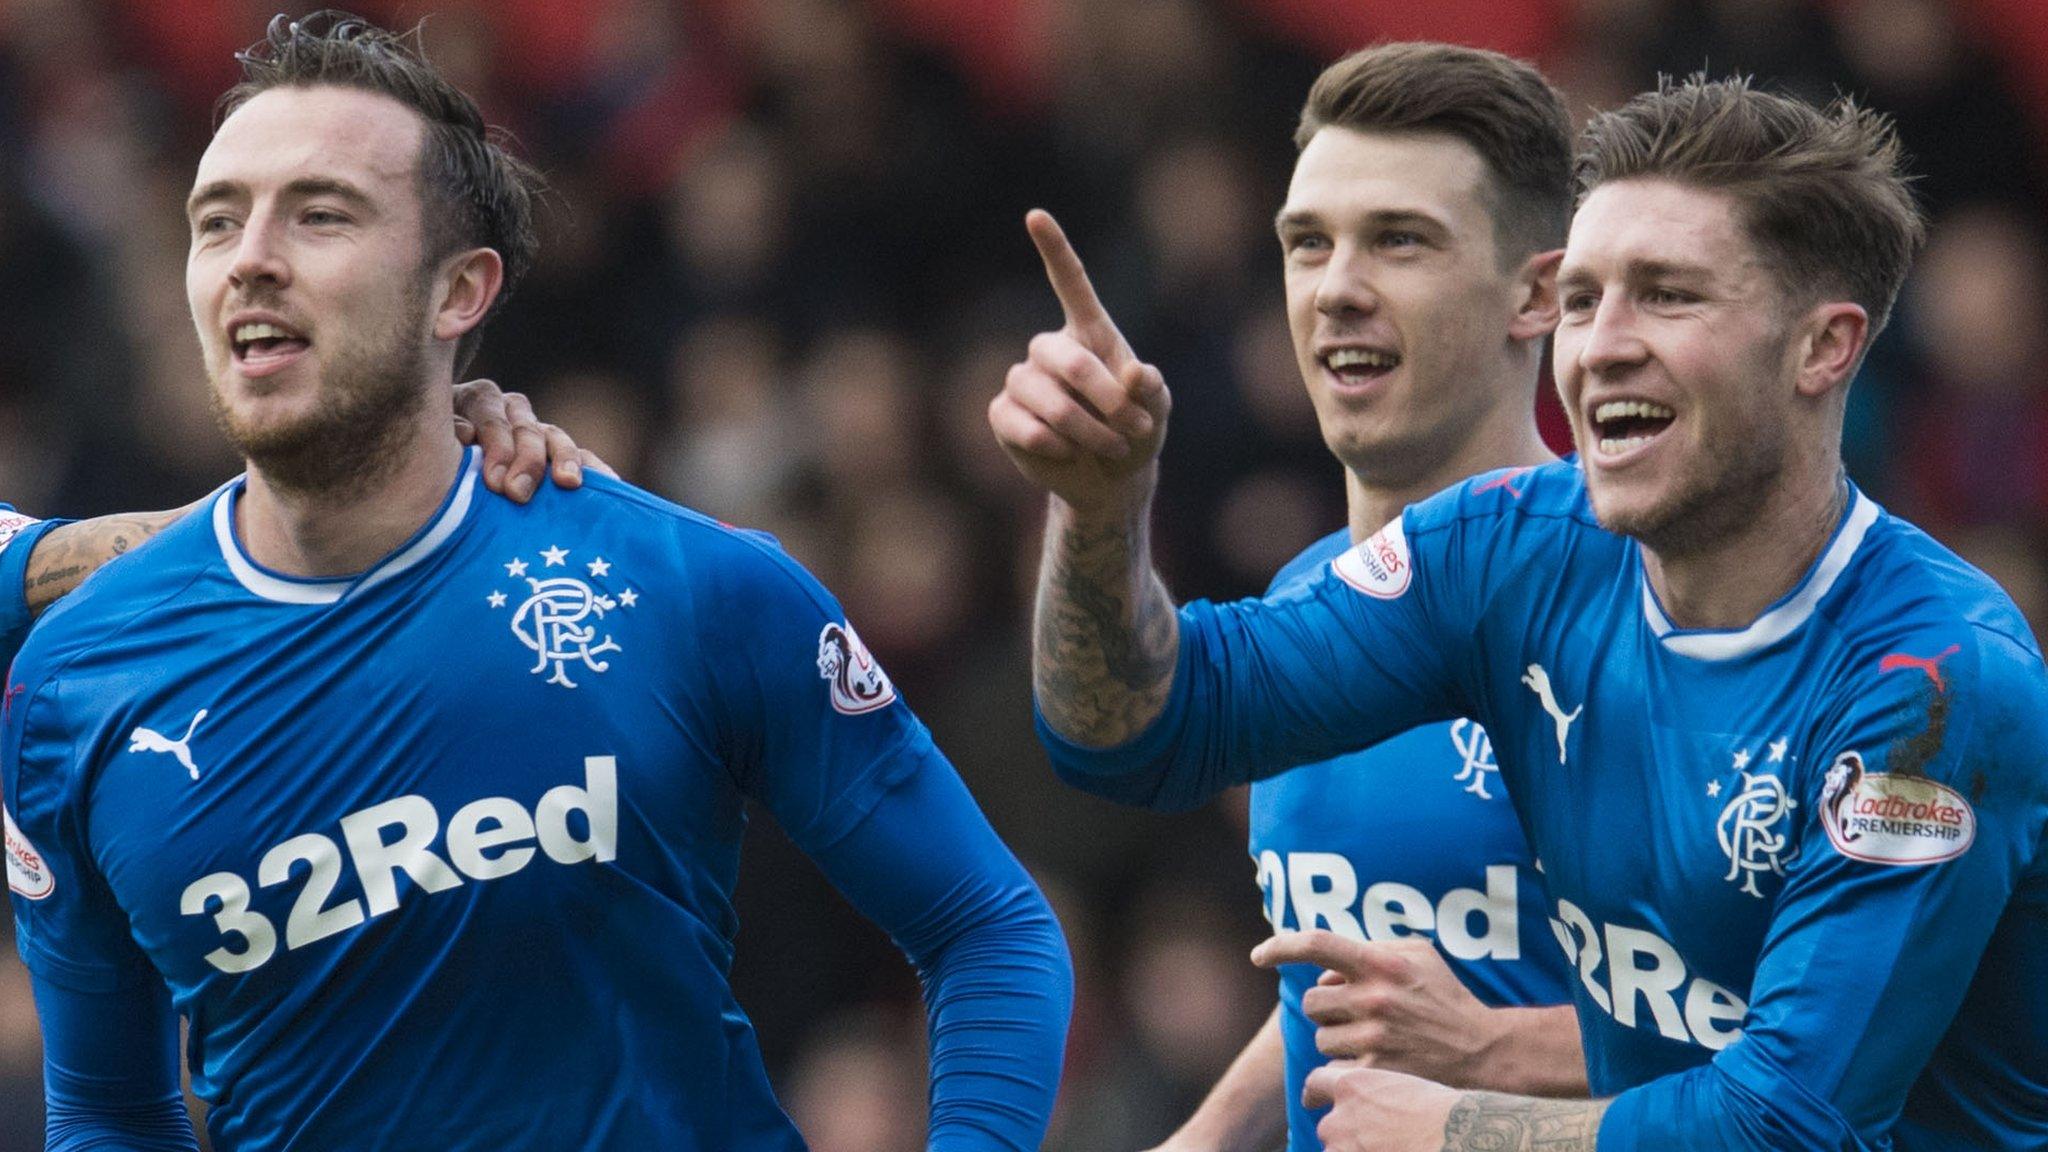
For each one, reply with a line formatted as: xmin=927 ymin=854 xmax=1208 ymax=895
xmin=1469 ymin=1006 xmax=1583 ymax=1097
xmin=1049 ymin=463 xmax=1158 ymax=525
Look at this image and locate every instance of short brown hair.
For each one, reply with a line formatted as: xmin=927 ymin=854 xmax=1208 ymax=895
xmin=1576 ymin=75 xmax=1925 ymax=335
xmin=1295 ymin=42 xmax=1574 ymax=263
xmin=219 ymin=11 xmax=541 ymax=375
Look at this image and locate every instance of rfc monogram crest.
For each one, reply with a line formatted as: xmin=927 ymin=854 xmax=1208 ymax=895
xmin=1716 ymin=770 xmax=1798 ymax=898
xmin=1448 ymin=719 xmax=1498 ymax=800
xmin=489 ymin=548 xmax=639 ymax=689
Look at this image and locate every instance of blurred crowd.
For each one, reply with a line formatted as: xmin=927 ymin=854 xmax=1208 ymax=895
xmin=2 ymin=0 xmax=2046 ymax=1147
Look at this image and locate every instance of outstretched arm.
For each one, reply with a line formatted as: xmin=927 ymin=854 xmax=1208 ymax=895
xmin=25 ymin=510 xmax=189 ymax=615
xmin=989 ymin=211 xmax=1177 ymax=748
xmin=1032 ymin=495 xmax=1180 ymax=748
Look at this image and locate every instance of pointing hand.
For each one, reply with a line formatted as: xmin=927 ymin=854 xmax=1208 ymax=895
xmin=988 ymin=210 xmax=1172 ymax=515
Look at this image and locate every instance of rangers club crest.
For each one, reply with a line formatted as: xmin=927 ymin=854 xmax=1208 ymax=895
xmin=1716 ymin=768 xmax=1798 ymax=898
xmin=488 ymin=548 xmax=639 ymax=689
xmin=817 ymin=623 xmax=896 ymax=715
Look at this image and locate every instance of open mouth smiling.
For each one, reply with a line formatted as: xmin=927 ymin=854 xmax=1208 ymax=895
xmin=1590 ymin=399 xmax=1675 ymax=460
xmin=1321 ymin=346 xmax=1402 ymax=388
xmin=230 ymin=318 xmax=312 ymax=376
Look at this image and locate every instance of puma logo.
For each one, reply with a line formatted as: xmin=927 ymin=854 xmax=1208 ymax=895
xmin=1879 ymin=644 xmax=1960 ymax=695
xmin=1521 ymin=665 xmax=1581 ymax=764
xmin=1474 ymin=467 xmax=1532 ymax=500
xmin=129 ymin=710 xmax=208 ymax=781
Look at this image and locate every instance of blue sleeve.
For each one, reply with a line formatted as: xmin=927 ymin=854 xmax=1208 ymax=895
xmin=0 ymin=510 xmax=61 ymax=667
xmin=810 ymin=752 xmax=1072 ymax=1152
xmin=6 ymin=641 xmax=194 ymax=1148
xmin=8 ymin=674 xmax=159 ymax=994
xmin=1600 ymin=626 xmax=2048 ymax=1150
xmin=1039 ymin=507 xmax=1480 ymax=811
xmin=702 ymin=535 xmax=929 ymax=848
xmin=33 ymin=969 xmax=197 ymax=1150
xmin=698 ymin=532 xmax=1072 ymax=1148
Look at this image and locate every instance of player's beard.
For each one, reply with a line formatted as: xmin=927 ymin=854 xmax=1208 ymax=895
xmin=1596 ymin=429 xmax=1786 ymax=557
xmin=212 ymin=275 xmax=434 ymax=501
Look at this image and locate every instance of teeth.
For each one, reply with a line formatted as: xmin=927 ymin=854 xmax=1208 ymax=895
xmin=1600 ymin=436 xmax=1655 ymax=456
xmin=1594 ymin=400 xmax=1674 ymax=422
xmin=234 ymin=322 xmax=297 ymax=344
xmin=1326 ymin=348 xmax=1399 ymax=370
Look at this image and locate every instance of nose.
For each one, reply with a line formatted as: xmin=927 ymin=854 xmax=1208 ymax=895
xmin=228 ymin=213 xmax=290 ymax=290
xmin=1314 ymin=239 xmax=1380 ymax=319
xmin=1574 ymin=295 xmax=1647 ymax=377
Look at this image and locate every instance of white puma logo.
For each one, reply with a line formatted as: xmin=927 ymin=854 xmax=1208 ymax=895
xmin=129 ymin=710 xmax=208 ymax=781
xmin=1521 ymin=665 xmax=1581 ymax=764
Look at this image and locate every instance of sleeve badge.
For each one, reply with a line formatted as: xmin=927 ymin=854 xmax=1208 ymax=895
xmin=817 ymin=622 xmax=896 ymax=715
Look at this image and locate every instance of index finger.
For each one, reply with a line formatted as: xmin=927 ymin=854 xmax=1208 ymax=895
xmin=1026 ymin=209 xmax=1112 ymax=331
xmin=1251 ymin=931 xmax=1403 ymax=979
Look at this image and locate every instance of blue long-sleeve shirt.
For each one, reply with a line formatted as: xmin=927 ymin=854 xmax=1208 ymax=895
xmin=5 ymin=458 xmax=1071 ymax=1150
xmin=1040 ymin=462 xmax=2048 ymax=1151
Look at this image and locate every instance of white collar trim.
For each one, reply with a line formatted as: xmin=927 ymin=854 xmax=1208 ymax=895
xmin=214 ymin=448 xmax=482 ymax=605
xmin=1642 ymin=489 xmax=1878 ymax=661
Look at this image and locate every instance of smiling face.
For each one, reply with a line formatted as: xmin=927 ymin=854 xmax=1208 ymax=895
xmin=185 ymin=84 xmax=440 ymax=482
xmin=1554 ymin=179 xmax=1805 ymax=550
xmin=1279 ymin=128 xmax=1540 ymax=487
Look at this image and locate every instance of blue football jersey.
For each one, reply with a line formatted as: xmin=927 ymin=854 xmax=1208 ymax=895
xmin=1043 ymin=462 xmax=2048 ymax=1151
xmin=0 ymin=505 xmax=60 ymax=668
xmin=5 ymin=452 xmax=1068 ymax=1151
xmin=1250 ymin=528 xmax=1571 ymax=1152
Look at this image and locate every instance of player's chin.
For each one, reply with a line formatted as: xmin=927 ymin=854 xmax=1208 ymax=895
xmin=216 ymin=388 xmax=327 ymax=449
xmin=1584 ymin=472 xmax=1682 ymax=541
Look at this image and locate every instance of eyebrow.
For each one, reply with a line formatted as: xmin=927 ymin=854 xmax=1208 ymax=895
xmin=1557 ymin=257 xmax=1715 ymax=287
xmin=186 ymin=176 xmax=376 ymax=218
xmin=1273 ymin=207 xmax=1447 ymax=233
xmin=1626 ymin=259 xmax=1713 ymax=282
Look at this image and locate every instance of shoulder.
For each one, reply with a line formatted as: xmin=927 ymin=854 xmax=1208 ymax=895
xmin=523 ymin=474 xmax=836 ymax=615
xmin=1828 ymin=508 xmax=2039 ymax=663
xmin=1810 ymin=508 xmax=2048 ymax=779
xmin=11 ymin=499 xmax=218 ymax=688
xmin=1266 ymin=528 xmax=1354 ymax=597
xmin=1401 ymin=459 xmax=1604 ymax=543
xmin=1326 ymin=460 xmax=1612 ymax=603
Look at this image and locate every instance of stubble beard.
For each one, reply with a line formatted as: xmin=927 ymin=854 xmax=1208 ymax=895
xmin=1591 ymin=429 xmax=1785 ymax=559
xmin=211 ymin=278 xmax=434 ymax=502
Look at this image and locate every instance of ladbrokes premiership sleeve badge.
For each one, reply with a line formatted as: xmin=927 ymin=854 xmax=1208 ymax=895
xmin=1819 ymin=751 xmax=1975 ymax=866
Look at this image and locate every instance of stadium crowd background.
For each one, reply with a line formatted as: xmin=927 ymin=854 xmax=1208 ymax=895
xmin=1 ymin=0 xmax=2045 ymax=1146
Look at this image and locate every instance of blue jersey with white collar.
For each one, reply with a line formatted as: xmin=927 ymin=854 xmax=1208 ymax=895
xmin=1249 ymin=528 xmax=1570 ymax=1152
xmin=1044 ymin=461 xmax=2048 ymax=1151
xmin=5 ymin=452 xmax=1069 ymax=1151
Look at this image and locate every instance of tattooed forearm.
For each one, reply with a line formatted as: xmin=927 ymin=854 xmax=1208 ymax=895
xmin=1032 ymin=498 xmax=1180 ymax=747
xmin=1441 ymin=1093 xmax=1608 ymax=1152
xmin=25 ymin=508 xmax=189 ymax=615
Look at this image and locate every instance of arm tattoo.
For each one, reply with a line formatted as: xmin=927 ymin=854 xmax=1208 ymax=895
xmin=1031 ymin=500 xmax=1179 ymax=747
xmin=26 ymin=510 xmax=184 ymax=615
xmin=1441 ymin=1093 xmax=1608 ymax=1152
